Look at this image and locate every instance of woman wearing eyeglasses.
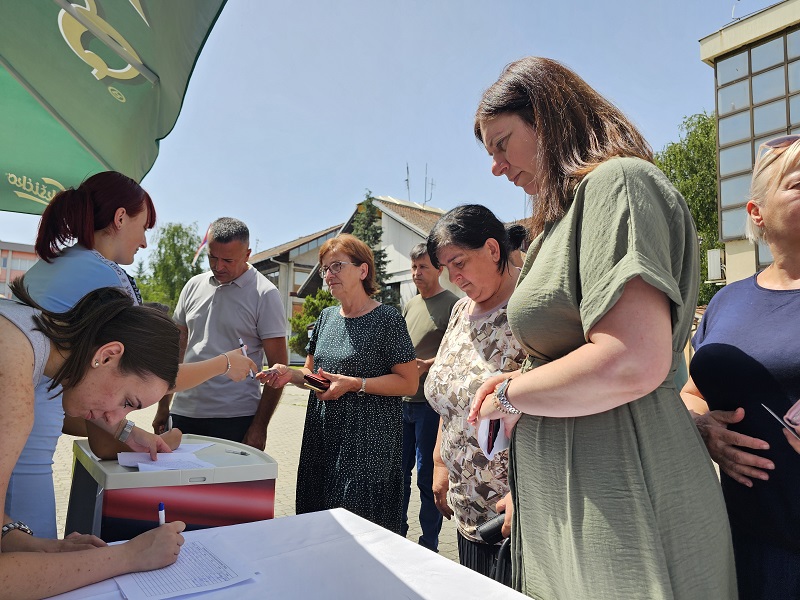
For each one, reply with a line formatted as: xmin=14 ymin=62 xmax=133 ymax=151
xmin=263 ymin=234 xmax=417 ymax=532
xmin=682 ymin=134 xmax=800 ymax=599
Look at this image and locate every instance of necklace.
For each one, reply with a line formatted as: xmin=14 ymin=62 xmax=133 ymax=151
xmin=342 ymin=297 xmax=372 ymax=318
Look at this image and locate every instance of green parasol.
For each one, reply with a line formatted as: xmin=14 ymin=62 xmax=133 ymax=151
xmin=0 ymin=0 xmax=226 ymax=215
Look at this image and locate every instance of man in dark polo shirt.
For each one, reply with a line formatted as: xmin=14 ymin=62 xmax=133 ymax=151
xmin=401 ymin=242 xmax=458 ymax=551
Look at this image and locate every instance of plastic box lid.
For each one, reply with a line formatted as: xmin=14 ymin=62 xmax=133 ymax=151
xmin=72 ymin=434 xmax=278 ymax=490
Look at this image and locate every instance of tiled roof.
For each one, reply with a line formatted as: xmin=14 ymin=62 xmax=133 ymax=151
xmin=250 ymin=223 xmax=343 ymax=264
xmin=373 ymin=196 xmax=445 ymax=236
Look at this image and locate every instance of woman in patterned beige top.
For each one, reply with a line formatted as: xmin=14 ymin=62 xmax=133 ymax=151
xmin=424 ymin=205 xmax=526 ymax=585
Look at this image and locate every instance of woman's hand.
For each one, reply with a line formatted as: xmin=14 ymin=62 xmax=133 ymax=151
xmin=432 ymin=463 xmax=453 ymax=520
xmin=693 ymin=408 xmax=773 ymax=487
xmin=258 ymin=363 xmax=294 ymax=388
xmin=126 ymin=426 xmax=173 ymax=460
xmin=1 ymin=531 xmax=107 ymax=553
xmin=160 ymin=428 xmax=183 ymax=450
xmin=49 ymin=532 xmax=108 ymax=552
xmin=495 ymin=492 xmax=513 ymax=539
xmin=468 ymin=373 xmax=509 ymax=425
xmin=784 ymin=427 xmax=800 ymax=454
xmin=315 ymin=368 xmax=357 ymax=401
xmin=123 ymin=522 xmax=186 ymax=572
xmin=469 ymin=375 xmax=522 ymax=437
xmin=223 ymin=349 xmax=259 ymax=382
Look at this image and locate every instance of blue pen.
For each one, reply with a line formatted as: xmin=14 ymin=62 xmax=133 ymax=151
xmin=158 ymin=502 xmax=166 ymax=526
xmin=238 ymin=337 xmax=254 ymax=379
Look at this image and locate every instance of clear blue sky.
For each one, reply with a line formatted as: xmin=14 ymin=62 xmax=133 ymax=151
xmin=0 ymin=0 xmax=778 ymax=266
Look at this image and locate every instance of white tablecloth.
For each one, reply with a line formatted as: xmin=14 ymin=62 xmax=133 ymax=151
xmin=52 ymin=508 xmax=526 ymax=599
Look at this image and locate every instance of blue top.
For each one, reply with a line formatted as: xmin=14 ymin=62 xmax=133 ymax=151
xmin=23 ymin=245 xmax=136 ymax=311
xmin=6 ymin=245 xmax=138 ymax=538
xmin=692 ymin=274 xmax=800 ymax=551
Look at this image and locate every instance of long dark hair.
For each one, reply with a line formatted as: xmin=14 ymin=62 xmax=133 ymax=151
xmin=474 ymin=57 xmax=652 ymax=235
xmin=10 ymin=279 xmax=179 ymax=391
xmin=35 ymin=171 xmax=156 ymax=261
xmin=427 ymin=205 xmax=511 ymax=273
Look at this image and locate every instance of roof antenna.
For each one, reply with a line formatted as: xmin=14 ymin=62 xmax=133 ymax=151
xmin=732 ymin=0 xmax=740 ymax=21
xmin=405 ymin=163 xmax=411 ymax=202
xmin=423 ymin=163 xmax=428 ymax=206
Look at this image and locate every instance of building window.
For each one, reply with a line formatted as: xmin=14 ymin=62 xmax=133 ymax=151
xmin=716 ymin=26 xmax=800 ymax=242
xmin=293 ymin=269 xmax=310 ymax=293
xmin=10 ymin=257 xmax=36 ymax=271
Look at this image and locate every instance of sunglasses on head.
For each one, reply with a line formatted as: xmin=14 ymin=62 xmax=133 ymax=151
xmin=760 ymin=134 xmax=800 ymax=152
xmin=754 ymin=134 xmax=800 ymax=174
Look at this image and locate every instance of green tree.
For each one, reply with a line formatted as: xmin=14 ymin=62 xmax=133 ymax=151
xmin=351 ymin=190 xmax=399 ymax=307
xmin=136 ymin=222 xmax=204 ymax=311
xmin=654 ymin=112 xmax=722 ymax=305
xmin=288 ymin=288 xmax=338 ymax=356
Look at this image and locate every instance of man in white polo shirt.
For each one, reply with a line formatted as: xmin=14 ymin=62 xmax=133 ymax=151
xmin=153 ymin=217 xmax=287 ymax=450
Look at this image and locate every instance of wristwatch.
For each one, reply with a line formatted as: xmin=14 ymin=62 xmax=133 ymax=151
xmin=495 ymin=378 xmax=521 ymax=415
xmin=117 ymin=419 xmax=135 ymax=442
xmin=2 ymin=521 xmax=33 ymax=537
xmin=357 ymin=377 xmax=367 ymax=397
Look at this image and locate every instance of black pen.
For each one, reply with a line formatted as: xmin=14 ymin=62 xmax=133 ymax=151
xmin=225 ymin=449 xmax=250 ymax=456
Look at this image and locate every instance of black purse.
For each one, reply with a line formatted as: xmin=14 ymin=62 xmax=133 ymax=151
xmin=476 ymin=512 xmax=506 ymax=545
xmin=476 ymin=513 xmax=512 ymax=585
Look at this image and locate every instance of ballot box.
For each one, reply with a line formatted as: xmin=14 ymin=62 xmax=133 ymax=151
xmin=65 ymin=434 xmax=277 ymax=542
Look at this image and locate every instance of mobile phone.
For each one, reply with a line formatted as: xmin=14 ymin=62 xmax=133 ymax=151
xmin=761 ymin=403 xmax=800 ymax=441
xmin=487 ymin=419 xmax=501 ymax=454
xmin=304 ymin=373 xmax=331 ymax=393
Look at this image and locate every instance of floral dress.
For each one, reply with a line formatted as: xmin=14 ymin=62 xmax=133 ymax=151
xmin=296 ymin=304 xmax=415 ymax=533
xmin=425 ymin=296 xmax=525 ymax=541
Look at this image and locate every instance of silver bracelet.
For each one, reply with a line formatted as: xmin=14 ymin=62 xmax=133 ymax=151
xmin=2 ymin=521 xmax=33 ymax=537
xmin=495 ymin=377 xmax=521 ymax=415
xmin=220 ymin=353 xmax=231 ymax=375
xmin=117 ymin=419 xmax=135 ymax=442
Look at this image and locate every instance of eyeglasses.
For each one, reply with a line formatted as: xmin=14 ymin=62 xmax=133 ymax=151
xmin=319 ymin=261 xmax=358 ymax=277
xmin=754 ymin=134 xmax=800 ymax=176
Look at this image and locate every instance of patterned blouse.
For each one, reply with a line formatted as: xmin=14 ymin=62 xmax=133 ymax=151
xmin=424 ymin=296 xmax=526 ymax=542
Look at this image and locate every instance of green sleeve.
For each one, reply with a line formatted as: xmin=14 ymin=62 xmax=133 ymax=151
xmin=577 ymin=158 xmax=687 ymax=338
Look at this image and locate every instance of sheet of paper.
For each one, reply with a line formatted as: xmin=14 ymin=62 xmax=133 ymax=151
xmin=136 ymin=457 xmax=215 ymax=471
xmin=117 ymin=452 xmax=214 ymax=471
xmin=114 ymin=540 xmax=256 ymax=600
xmin=171 ymin=442 xmax=214 ymax=453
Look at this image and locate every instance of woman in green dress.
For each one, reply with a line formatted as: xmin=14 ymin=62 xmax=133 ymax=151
xmin=263 ymin=234 xmax=418 ymax=532
xmin=467 ymin=57 xmax=737 ymax=599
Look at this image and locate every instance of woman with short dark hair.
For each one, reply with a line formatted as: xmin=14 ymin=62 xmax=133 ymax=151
xmin=468 ymin=57 xmax=735 ymax=598
xmin=425 ymin=205 xmax=526 ymax=586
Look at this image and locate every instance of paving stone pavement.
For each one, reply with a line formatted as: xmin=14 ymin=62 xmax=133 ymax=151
xmin=53 ymin=385 xmax=459 ymax=562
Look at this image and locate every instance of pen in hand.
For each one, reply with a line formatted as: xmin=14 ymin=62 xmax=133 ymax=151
xmin=238 ymin=337 xmax=255 ymax=379
xmin=158 ymin=502 xmax=166 ymax=526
